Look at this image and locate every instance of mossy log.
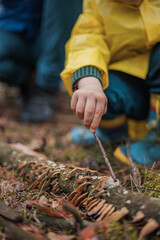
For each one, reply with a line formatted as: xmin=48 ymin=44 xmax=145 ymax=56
xmin=0 ymin=142 xmax=160 ymax=233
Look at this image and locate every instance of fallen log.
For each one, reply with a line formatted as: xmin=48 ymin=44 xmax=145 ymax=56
xmin=0 ymin=142 xmax=160 ymax=238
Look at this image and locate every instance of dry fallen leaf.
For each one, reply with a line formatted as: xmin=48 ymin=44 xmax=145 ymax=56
xmin=27 ymin=196 xmax=75 ymax=218
xmin=17 ymin=223 xmax=46 ymax=239
xmin=78 ymin=225 xmax=96 ymax=240
xmin=87 ymin=200 xmax=106 ymax=217
xmin=138 ymin=218 xmax=159 ymax=239
xmin=39 ymin=195 xmax=48 ymax=207
xmin=132 ymin=211 xmax=145 ymax=223
xmin=51 ymin=200 xmax=60 ymax=209
xmin=10 ymin=143 xmax=47 ymax=159
xmin=26 ymin=197 xmax=64 ymax=218
xmin=29 ymin=138 xmax=44 ymax=151
xmin=47 ymin=232 xmax=75 ymax=240
xmin=30 ymin=203 xmax=64 ymax=218
xmin=96 ymin=204 xmax=114 ymax=221
xmin=102 ymin=207 xmax=129 ymax=226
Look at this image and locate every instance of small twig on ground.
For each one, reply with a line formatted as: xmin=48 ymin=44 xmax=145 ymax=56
xmin=126 ymin=140 xmax=140 ymax=187
xmin=130 ymin=174 xmax=141 ymax=193
xmin=128 ymin=186 xmax=160 ymax=192
xmin=151 ymin=161 xmax=156 ymax=171
xmin=93 ymin=132 xmax=117 ymax=182
xmin=32 ymin=210 xmax=43 ymax=228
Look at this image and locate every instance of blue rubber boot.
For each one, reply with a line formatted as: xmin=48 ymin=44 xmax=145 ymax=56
xmin=67 ymin=127 xmax=110 ymax=145
xmin=67 ymin=116 xmax=127 ymax=145
xmin=114 ymin=131 xmax=160 ymax=166
xmin=114 ymin=93 xmax=160 ymax=166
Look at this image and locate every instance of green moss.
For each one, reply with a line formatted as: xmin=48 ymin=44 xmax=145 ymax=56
xmin=0 ymin=226 xmax=4 ymax=232
xmin=141 ymin=169 xmax=160 ymax=198
xmin=104 ymin=221 xmax=140 ymax=240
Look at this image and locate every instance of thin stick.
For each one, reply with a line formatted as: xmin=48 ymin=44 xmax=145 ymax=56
xmin=128 ymin=186 xmax=160 ymax=192
xmin=93 ymin=132 xmax=117 ymax=182
xmin=130 ymin=174 xmax=141 ymax=193
xmin=126 ymin=140 xmax=140 ymax=186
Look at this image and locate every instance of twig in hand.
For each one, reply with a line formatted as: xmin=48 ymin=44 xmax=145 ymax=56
xmin=126 ymin=140 xmax=140 ymax=187
xmin=93 ymin=132 xmax=117 ymax=182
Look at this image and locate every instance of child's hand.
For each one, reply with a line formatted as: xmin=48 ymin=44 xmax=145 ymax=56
xmin=71 ymin=76 xmax=107 ymax=132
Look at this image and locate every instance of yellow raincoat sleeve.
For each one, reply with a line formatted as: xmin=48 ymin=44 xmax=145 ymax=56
xmin=60 ymin=0 xmax=110 ymax=96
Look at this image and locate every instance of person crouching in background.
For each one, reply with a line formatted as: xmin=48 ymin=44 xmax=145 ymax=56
xmin=0 ymin=0 xmax=82 ymax=122
xmin=61 ymin=0 xmax=160 ymax=166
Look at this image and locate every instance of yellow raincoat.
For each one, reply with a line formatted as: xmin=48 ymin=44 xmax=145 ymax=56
xmin=61 ymin=0 xmax=160 ymax=96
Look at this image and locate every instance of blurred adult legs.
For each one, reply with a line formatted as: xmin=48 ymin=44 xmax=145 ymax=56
xmin=33 ymin=0 xmax=82 ymax=91
xmin=0 ymin=1 xmax=83 ymax=122
xmin=0 ymin=29 xmax=32 ymax=86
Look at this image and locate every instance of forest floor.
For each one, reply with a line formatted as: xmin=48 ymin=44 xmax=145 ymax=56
xmin=0 ymin=83 xmax=159 ymax=240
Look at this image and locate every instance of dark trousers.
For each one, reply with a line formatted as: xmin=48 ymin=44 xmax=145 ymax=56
xmin=0 ymin=0 xmax=82 ymax=91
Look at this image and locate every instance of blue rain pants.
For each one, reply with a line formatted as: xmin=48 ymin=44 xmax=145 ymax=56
xmin=104 ymin=43 xmax=160 ymax=121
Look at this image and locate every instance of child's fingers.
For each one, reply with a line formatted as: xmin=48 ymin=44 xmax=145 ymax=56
xmin=90 ymin=100 xmax=105 ymax=132
xmin=70 ymin=93 xmax=78 ymax=112
xmin=76 ymin=97 xmax=86 ymax=119
xmin=83 ymin=98 xmax=96 ymax=129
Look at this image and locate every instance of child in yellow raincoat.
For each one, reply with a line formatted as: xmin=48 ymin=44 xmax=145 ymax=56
xmin=61 ymin=0 xmax=160 ymax=166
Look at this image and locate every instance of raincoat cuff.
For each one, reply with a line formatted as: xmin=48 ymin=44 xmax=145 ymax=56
xmin=72 ymin=66 xmax=102 ymax=91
